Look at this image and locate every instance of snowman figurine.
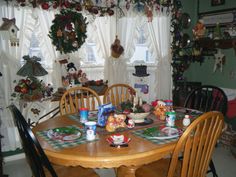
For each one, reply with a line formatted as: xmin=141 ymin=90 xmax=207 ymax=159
xmin=67 ymin=62 xmax=80 ymax=86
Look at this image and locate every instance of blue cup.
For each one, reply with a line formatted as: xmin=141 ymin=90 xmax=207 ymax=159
xmin=80 ymin=108 xmax=88 ymax=123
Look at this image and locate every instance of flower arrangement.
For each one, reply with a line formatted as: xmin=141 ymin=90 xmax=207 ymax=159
xmin=12 ymin=77 xmax=53 ymax=101
xmin=118 ymin=100 xmax=153 ymax=114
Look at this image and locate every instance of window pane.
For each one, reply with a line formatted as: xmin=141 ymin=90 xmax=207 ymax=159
xmin=82 ymin=42 xmax=104 ymax=65
xmin=21 ymin=31 xmax=46 ymax=68
xmin=130 ymin=25 xmax=154 ymax=64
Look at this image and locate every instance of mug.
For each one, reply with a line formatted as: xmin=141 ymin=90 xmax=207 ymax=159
xmin=84 ymin=121 xmax=97 ymax=141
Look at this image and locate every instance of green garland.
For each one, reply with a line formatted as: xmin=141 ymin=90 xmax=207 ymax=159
xmin=49 ymin=9 xmax=88 ymax=54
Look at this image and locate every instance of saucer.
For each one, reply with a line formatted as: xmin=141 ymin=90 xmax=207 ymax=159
xmin=106 ymin=134 xmax=131 ymax=147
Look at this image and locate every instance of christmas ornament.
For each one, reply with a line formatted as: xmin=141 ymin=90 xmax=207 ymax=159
xmin=111 ymin=35 xmax=124 ymax=58
xmin=49 ymin=9 xmax=88 ymax=54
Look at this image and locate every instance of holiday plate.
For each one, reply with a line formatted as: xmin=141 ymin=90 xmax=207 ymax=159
xmin=106 ymin=134 xmax=131 ymax=147
xmin=143 ymin=127 xmax=180 ymax=140
xmin=47 ymin=127 xmax=82 ymax=142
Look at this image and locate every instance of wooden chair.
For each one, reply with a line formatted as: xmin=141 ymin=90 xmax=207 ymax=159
xmin=136 ymin=111 xmax=224 ymax=177
xmin=103 ymin=84 xmax=136 ymax=107
xmin=184 ymin=85 xmax=228 ymax=116
xmin=60 ymin=86 xmax=102 ymax=115
xmin=184 ymin=85 xmax=228 ymax=177
xmin=8 ymin=104 xmax=99 ymax=177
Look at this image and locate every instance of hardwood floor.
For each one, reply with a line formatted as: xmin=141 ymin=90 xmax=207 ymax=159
xmin=3 ymin=144 xmax=236 ymax=177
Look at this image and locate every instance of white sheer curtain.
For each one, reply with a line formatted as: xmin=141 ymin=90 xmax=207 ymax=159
xmin=0 ymin=4 xmax=62 ymax=151
xmin=110 ymin=11 xmax=140 ymax=85
xmin=0 ymin=3 xmax=32 ymax=151
xmin=90 ymin=16 xmax=116 ymax=84
xmin=34 ymin=8 xmax=62 ymax=88
xmin=0 ymin=52 xmax=22 ymax=151
xmin=146 ymin=10 xmax=172 ymax=100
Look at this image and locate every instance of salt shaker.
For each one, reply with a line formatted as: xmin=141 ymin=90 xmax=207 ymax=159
xmin=183 ymin=115 xmax=190 ymax=127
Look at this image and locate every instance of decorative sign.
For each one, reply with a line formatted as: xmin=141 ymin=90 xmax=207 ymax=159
xmin=199 ymin=9 xmax=236 ymax=27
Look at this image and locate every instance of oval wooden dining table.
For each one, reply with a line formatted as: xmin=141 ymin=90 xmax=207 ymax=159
xmin=33 ymin=113 xmax=184 ymax=177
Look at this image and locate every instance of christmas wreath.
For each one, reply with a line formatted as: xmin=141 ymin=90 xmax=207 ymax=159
xmin=49 ymin=9 xmax=87 ymax=54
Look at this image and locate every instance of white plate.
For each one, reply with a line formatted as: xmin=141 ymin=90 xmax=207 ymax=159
xmin=149 ymin=127 xmax=179 ymax=140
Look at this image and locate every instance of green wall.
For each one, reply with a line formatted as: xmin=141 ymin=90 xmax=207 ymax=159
xmin=181 ymin=0 xmax=236 ymax=89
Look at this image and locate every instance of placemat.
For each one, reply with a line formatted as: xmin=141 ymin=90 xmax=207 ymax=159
xmin=132 ymin=127 xmax=179 ymax=145
xmin=36 ymin=125 xmax=98 ymax=150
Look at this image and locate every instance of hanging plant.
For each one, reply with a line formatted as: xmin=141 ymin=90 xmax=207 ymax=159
xmin=48 ymin=9 xmax=88 ymax=54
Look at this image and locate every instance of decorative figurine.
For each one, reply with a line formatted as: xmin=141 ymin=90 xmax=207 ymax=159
xmin=213 ymin=49 xmax=225 ymax=72
xmin=192 ymin=19 xmax=206 ymax=39
xmin=127 ymin=118 xmax=135 ymax=129
xmin=105 ymin=114 xmax=127 ymax=132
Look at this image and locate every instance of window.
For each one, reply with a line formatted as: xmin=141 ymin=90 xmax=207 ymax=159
xmin=81 ymin=42 xmax=104 ymax=65
xmin=21 ymin=31 xmax=46 ymax=68
xmin=29 ymin=32 xmax=43 ymax=59
xmin=130 ymin=25 xmax=154 ymax=64
xmin=86 ymin=43 xmax=96 ymax=62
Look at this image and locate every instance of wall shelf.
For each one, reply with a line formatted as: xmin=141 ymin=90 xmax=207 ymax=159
xmin=196 ymin=37 xmax=236 ymax=50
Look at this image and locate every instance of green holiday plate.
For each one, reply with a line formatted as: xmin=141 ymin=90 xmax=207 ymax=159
xmin=47 ymin=127 xmax=82 ymax=142
xmin=143 ymin=127 xmax=179 ymax=140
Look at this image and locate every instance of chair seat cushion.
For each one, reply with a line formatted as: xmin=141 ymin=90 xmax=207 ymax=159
xmin=227 ymin=98 xmax=236 ymax=119
xmin=45 ymin=164 xmax=99 ymax=177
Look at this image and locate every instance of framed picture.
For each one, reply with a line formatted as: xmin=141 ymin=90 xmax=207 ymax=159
xmin=211 ymin=0 xmax=225 ymax=6
xmin=199 ymin=8 xmax=236 ymax=27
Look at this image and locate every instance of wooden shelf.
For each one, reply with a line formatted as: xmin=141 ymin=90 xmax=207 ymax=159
xmin=195 ymin=38 xmax=236 ymax=50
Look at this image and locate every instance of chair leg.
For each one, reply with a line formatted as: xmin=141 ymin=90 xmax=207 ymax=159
xmin=207 ymin=159 xmax=218 ymax=177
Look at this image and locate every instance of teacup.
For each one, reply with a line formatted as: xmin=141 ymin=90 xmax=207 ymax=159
xmin=112 ymin=135 xmax=124 ymax=145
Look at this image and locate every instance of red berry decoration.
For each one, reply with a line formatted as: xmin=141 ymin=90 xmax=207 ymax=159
xmin=76 ymin=4 xmax=82 ymax=11
xmin=107 ymin=9 xmax=114 ymax=16
xmin=64 ymin=1 xmax=71 ymax=8
xmin=41 ymin=3 xmax=49 ymax=10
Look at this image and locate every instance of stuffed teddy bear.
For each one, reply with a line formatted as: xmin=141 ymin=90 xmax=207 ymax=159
xmin=192 ymin=19 xmax=206 ymax=39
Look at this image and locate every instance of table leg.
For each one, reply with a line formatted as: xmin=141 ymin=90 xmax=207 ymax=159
xmin=117 ymin=165 xmax=140 ymax=177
